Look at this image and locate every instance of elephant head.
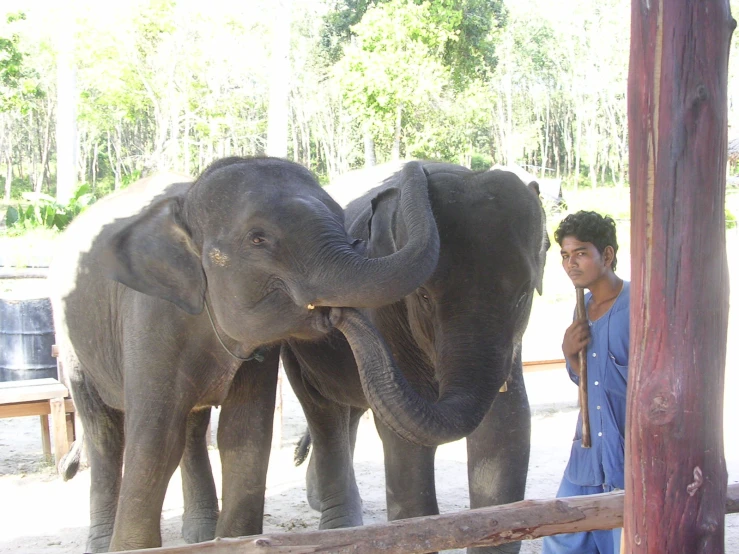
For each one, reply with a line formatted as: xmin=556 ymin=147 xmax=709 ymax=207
xmin=336 ymin=163 xmax=549 ymax=446
xmin=102 ymin=157 xmax=440 ymax=349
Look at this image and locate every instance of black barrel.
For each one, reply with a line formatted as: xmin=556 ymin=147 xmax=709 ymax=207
xmin=0 ymin=297 xmax=57 ymax=382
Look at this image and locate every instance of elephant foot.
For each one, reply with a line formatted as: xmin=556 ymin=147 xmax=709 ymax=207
xmin=182 ymin=510 xmax=218 ymax=544
xmin=317 ymin=502 xmax=363 ymax=529
xmin=306 ymin=487 xmax=321 ymax=512
xmin=85 ymin=523 xmax=113 ymax=552
xmin=85 ymin=530 xmax=113 ymax=553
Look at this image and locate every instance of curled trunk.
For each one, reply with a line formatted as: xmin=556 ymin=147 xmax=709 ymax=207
xmin=334 ymin=308 xmax=504 ymax=446
xmin=309 ymin=162 xmax=439 ymax=309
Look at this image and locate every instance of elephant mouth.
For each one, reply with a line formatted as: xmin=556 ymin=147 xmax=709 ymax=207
xmin=309 ymin=306 xmax=335 ymax=334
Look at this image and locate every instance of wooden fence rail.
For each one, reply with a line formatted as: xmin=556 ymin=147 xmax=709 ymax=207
xmin=120 ymin=483 xmax=739 ymax=554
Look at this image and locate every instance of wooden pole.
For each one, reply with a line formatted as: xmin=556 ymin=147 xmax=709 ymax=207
xmin=116 ymin=486 xmax=739 ymax=554
xmin=575 ymin=287 xmax=591 ymax=448
xmin=626 ymin=0 xmax=734 ymax=552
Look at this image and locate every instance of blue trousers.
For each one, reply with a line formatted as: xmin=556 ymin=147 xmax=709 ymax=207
xmin=541 ymin=476 xmax=622 ymax=554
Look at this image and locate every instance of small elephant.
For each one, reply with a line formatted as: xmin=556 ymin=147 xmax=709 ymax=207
xmin=282 ymin=162 xmax=549 ymax=554
xmin=49 ymin=157 xmax=439 ymax=552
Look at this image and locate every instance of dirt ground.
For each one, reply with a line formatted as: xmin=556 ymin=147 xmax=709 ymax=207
xmin=0 ymin=232 xmax=737 ymax=553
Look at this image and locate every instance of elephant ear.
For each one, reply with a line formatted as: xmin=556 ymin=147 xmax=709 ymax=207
xmin=366 ymin=187 xmax=401 ymax=258
xmin=527 ymin=180 xmax=548 ymax=295
xmin=102 ymin=197 xmax=206 ymax=315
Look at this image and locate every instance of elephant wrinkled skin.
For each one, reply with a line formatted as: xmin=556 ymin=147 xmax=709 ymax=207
xmin=283 ymin=162 xmax=549 ymax=554
xmin=49 ymin=157 xmax=439 ymax=552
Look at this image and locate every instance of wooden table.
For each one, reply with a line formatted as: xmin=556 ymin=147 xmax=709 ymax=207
xmin=0 ymin=378 xmax=76 ymax=466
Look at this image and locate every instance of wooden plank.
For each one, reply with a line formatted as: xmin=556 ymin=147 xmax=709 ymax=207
xmin=521 ymin=359 xmax=566 ymax=373
xmin=117 ymin=484 xmax=739 ymax=554
xmin=0 ymin=399 xmax=75 ymax=418
xmin=50 ymin=397 xmax=70 ymax=465
xmin=40 ymin=415 xmax=52 ymax=462
xmin=0 ymin=378 xmax=61 ymax=390
xmin=0 ymin=381 xmax=69 ymax=405
xmin=66 ymin=412 xmax=76 ymax=443
xmin=626 ymin=0 xmax=732 ymax=551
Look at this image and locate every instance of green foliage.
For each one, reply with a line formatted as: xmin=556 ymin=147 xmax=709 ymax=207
xmin=322 ymin=0 xmax=505 ymax=88
xmin=320 ymin=0 xmax=383 ymax=61
xmin=470 ymin=153 xmax=493 ymax=171
xmin=727 ymin=208 xmax=737 ymax=230
xmin=0 ymin=12 xmax=44 ymax=113
xmin=4 ymin=184 xmax=95 ymax=233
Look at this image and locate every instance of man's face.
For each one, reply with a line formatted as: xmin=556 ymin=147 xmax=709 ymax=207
xmin=560 ymin=236 xmax=611 ymax=288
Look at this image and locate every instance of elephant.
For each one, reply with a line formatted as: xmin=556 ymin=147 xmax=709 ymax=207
xmin=281 ymin=161 xmax=549 ymax=554
xmin=48 ymin=156 xmax=440 ymax=552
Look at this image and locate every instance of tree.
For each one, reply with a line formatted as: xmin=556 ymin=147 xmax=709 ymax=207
xmin=625 ymin=0 xmax=732 ymax=551
xmin=0 ymin=11 xmax=43 ymax=200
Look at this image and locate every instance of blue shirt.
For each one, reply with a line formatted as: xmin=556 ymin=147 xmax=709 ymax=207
xmin=564 ymin=281 xmax=630 ymax=489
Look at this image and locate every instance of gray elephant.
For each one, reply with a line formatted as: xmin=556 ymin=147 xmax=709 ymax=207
xmin=282 ymin=162 xmax=549 ymax=554
xmin=49 ymin=157 xmax=439 ymax=552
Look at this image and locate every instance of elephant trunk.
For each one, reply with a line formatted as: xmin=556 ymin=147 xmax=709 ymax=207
xmin=308 ymin=162 xmax=439 ymax=309
xmin=334 ymin=308 xmax=507 ymax=447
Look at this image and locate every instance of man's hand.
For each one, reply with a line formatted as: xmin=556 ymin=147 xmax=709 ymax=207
xmin=563 ymin=319 xmax=590 ymax=376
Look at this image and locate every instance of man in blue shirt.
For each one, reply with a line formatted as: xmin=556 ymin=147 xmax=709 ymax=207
xmin=542 ymin=210 xmax=629 ymax=554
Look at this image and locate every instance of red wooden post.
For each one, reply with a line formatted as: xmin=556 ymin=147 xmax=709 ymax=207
xmin=626 ymin=0 xmax=734 ymax=552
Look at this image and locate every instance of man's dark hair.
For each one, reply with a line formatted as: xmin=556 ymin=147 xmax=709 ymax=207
xmin=554 ymin=210 xmax=619 ymax=271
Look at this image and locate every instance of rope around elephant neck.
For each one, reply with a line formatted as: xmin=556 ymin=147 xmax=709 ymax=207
xmin=204 ymin=298 xmax=265 ymax=363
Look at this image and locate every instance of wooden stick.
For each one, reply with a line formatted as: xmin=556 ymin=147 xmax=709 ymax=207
xmin=575 ymin=287 xmax=591 ymax=448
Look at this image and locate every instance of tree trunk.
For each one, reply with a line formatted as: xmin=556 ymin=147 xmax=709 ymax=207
xmin=266 ymin=0 xmax=292 ymax=158
xmin=92 ymin=141 xmax=98 ymax=190
xmin=391 ymin=103 xmax=403 ymax=161
xmin=625 ymin=0 xmax=733 ymax=552
xmin=35 ymin=99 xmax=53 ymax=194
xmin=183 ymin=109 xmax=190 ymax=175
xmin=115 ymin=122 xmax=123 ymax=189
xmin=586 ymin=118 xmax=598 ymax=189
xmin=541 ymin=94 xmax=550 ymax=175
xmin=505 ymin=74 xmax=513 ymax=165
xmin=291 ymin=111 xmax=299 ymax=162
xmin=4 ymin=146 xmax=12 ymax=202
xmin=574 ymin=109 xmax=582 ymax=190
xmin=55 ymin=11 xmax=77 ymax=204
xmin=363 ymin=122 xmax=376 ymax=168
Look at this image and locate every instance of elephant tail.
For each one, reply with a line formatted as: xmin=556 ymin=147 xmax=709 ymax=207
xmin=58 ymin=434 xmax=84 ymax=481
xmin=293 ymin=427 xmax=312 ymax=466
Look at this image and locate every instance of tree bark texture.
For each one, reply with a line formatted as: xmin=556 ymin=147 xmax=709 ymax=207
xmin=626 ymin=0 xmax=734 ymax=552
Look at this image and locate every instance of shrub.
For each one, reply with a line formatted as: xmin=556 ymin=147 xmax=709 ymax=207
xmin=4 ymin=184 xmax=95 ymax=233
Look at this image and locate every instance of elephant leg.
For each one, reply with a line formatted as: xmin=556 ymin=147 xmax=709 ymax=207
xmin=215 ymin=348 xmax=279 ymax=538
xmin=70 ymin=372 xmax=124 ymax=553
xmin=109 ymin=406 xmax=190 ymax=551
xmin=281 ymin=345 xmax=363 ymax=529
xmin=180 ymin=407 xmax=219 ymax=543
xmin=466 ymin=351 xmax=531 ymax=554
xmin=375 ymin=418 xmax=439 ymax=521
xmin=305 ymin=406 xmax=365 ymax=512
xmin=305 ymin=444 xmax=321 ymax=512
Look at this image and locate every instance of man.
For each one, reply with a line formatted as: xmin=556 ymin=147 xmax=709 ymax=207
xmin=541 ymin=210 xmax=629 ymax=554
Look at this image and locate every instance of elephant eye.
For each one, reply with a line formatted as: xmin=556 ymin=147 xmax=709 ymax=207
xmin=418 ymin=288 xmax=431 ymax=302
xmin=248 ymin=231 xmax=267 ymax=245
